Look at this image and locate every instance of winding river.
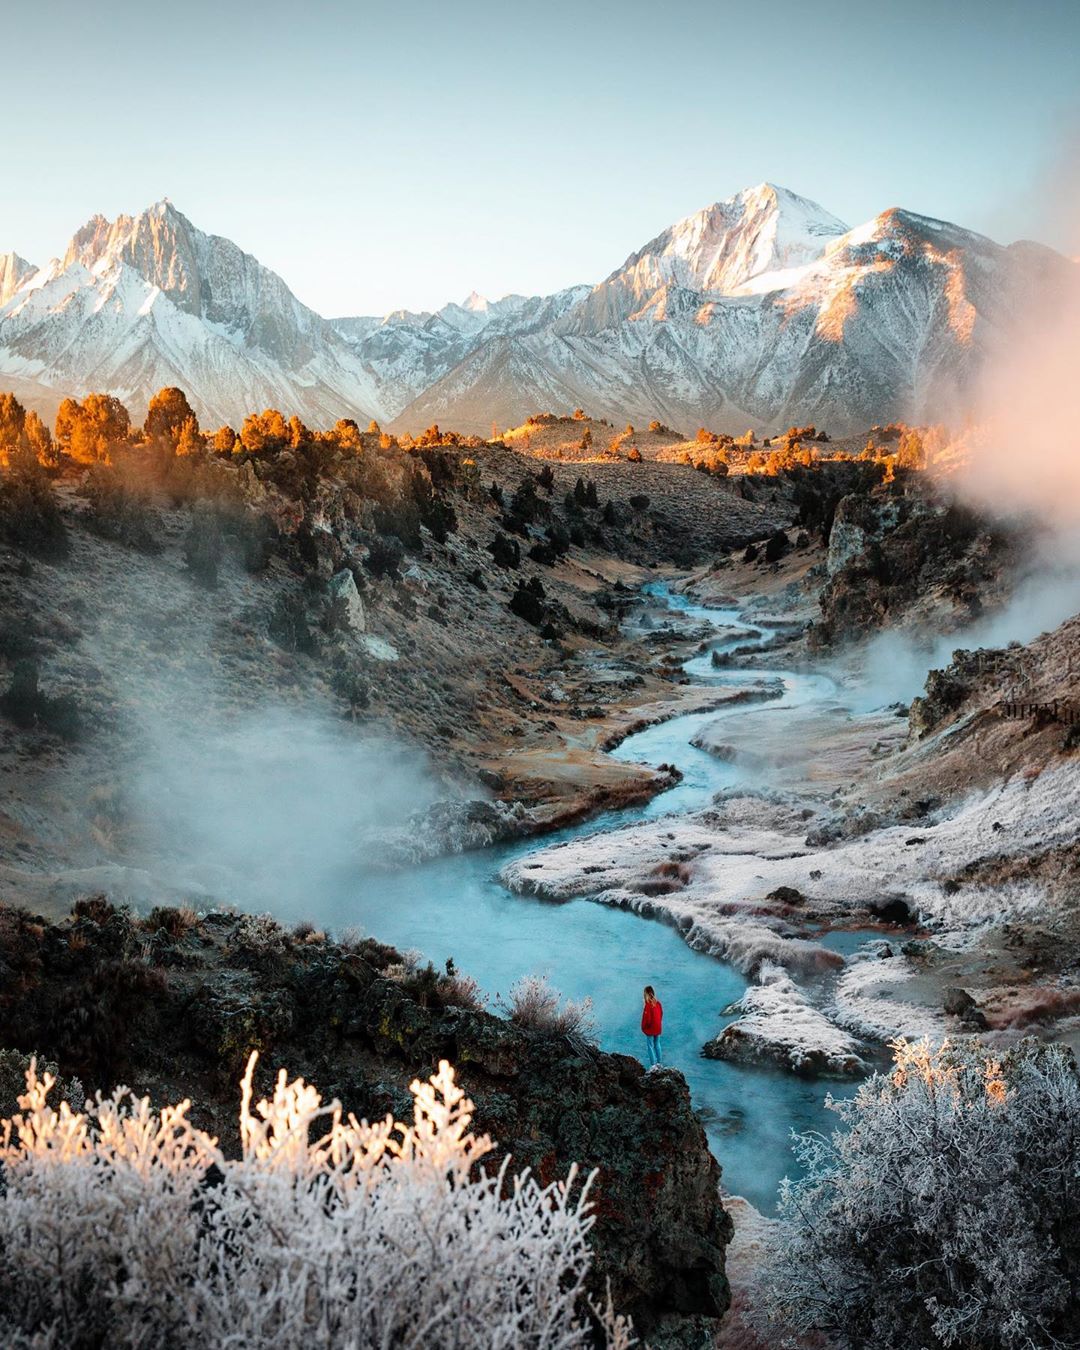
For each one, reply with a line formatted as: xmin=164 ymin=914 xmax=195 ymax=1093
xmin=321 ymin=584 xmax=868 ymax=1211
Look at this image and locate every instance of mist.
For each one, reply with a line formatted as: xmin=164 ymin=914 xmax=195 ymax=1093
xmin=844 ymin=149 xmax=1080 ymax=709
xmin=122 ymin=705 xmax=442 ymax=925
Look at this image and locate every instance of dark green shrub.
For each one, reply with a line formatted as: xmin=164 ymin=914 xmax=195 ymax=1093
xmin=268 ymin=594 xmax=319 ymax=655
xmin=0 ymin=659 xmax=81 ymax=741
xmin=0 ymin=464 xmax=68 ymax=560
xmin=487 ymin=533 xmax=520 ymax=569
xmin=83 ymin=467 xmax=162 ymax=553
xmin=364 ymin=535 xmax=404 ymax=579
xmin=184 ymin=507 xmax=226 ymax=586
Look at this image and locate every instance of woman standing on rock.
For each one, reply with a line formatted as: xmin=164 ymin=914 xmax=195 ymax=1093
xmin=642 ymin=986 xmax=663 ymax=1067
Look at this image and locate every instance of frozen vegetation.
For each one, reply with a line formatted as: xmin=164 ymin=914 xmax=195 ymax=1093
xmin=764 ymin=1038 xmax=1080 ymax=1350
xmin=0 ymin=1057 xmax=634 ymax=1348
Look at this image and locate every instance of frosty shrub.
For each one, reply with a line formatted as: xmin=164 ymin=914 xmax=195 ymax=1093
xmin=0 ymin=1057 xmax=634 ymax=1349
xmin=506 ymin=974 xmax=597 ymax=1043
xmin=765 ymin=1037 xmax=1080 ymax=1349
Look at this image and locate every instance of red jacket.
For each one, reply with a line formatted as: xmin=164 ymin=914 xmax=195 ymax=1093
xmin=642 ymin=1000 xmax=663 ymax=1036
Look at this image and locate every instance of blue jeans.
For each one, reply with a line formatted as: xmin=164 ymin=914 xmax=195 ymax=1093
xmin=645 ymin=1035 xmax=662 ymax=1066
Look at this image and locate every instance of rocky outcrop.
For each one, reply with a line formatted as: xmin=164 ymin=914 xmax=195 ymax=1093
xmin=702 ymin=963 xmax=866 ymax=1077
xmin=0 ymin=900 xmax=732 ymax=1345
xmin=325 ymin=567 xmax=366 ymax=633
xmin=811 ymin=483 xmax=1017 ymax=649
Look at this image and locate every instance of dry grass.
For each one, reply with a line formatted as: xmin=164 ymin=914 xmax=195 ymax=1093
xmin=505 ymin=975 xmax=597 ymax=1042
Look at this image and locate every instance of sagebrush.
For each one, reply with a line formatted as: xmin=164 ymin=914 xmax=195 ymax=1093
xmin=0 ymin=1057 xmax=633 ymax=1348
xmin=765 ymin=1037 xmax=1080 ymax=1350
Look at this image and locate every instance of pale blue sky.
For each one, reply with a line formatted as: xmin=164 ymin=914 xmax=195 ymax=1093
xmin=2 ymin=0 xmax=1077 ymax=316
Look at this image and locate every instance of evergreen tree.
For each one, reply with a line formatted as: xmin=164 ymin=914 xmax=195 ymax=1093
xmin=145 ymin=387 xmax=196 ymax=444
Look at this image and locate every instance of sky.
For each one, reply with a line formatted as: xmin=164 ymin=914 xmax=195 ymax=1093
xmin=1 ymin=0 xmax=1077 ymax=317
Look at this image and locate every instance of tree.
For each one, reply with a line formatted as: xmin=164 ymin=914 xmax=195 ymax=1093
xmin=288 ymin=415 xmax=310 ymax=450
xmin=240 ymin=409 xmax=289 ymax=454
xmin=0 ymin=392 xmax=26 ymax=451
xmin=331 ymin=418 xmax=362 ymax=450
xmin=896 ymin=429 xmax=925 ymax=470
xmin=584 ymin=480 xmax=599 ymax=510
xmin=144 ymin=386 xmax=196 ymax=443
xmin=176 ymin=417 xmax=204 ymax=458
xmin=211 ymin=425 xmax=238 ymax=454
xmin=54 ymin=397 xmax=82 ymax=452
xmin=24 ymin=411 xmax=56 ymax=467
xmin=56 ymin=394 xmax=131 ymax=464
xmin=765 ymin=1037 xmax=1080 ymax=1350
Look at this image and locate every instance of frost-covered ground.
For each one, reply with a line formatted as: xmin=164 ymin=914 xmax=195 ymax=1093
xmin=704 ymin=961 xmax=866 ymax=1076
xmin=501 ymin=763 xmax=1080 ymax=1067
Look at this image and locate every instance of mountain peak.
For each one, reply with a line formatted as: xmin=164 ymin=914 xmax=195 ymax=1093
xmin=0 ymin=252 xmax=36 ymax=307
xmin=603 ymin=182 xmax=849 ymax=304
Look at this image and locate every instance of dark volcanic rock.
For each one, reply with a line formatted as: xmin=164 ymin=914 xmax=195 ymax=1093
xmin=0 ymin=901 xmax=731 ymax=1343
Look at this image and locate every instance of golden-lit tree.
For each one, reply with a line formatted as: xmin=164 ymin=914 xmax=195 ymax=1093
xmin=24 ymin=411 xmax=56 ymax=467
xmin=330 ymin=418 xmax=362 ymax=450
xmin=239 ymin=409 xmax=289 ymax=453
xmin=57 ymin=393 xmax=131 ymax=464
xmin=366 ymin=419 xmax=380 ymax=436
xmin=211 ymin=426 xmax=237 ymax=454
xmin=0 ymin=392 xmax=26 ymax=450
xmin=145 ymin=386 xmax=197 ymax=443
xmin=176 ymin=417 xmax=205 ymax=457
xmin=896 ymin=429 xmax=925 ymax=470
xmin=287 ymin=415 xmax=311 ymax=450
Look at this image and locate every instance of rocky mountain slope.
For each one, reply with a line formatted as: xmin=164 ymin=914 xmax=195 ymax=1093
xmin=0 ymin=202 xmax=383 ymax=428
xmin=3 ymin=185 xmax=1075 ymax=435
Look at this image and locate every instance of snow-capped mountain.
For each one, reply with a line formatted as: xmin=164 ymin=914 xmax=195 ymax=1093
xmin=2 ymin=185 xmax=1075 ymax=435
xmin=0 ymin=202 xmax=383 ymax=427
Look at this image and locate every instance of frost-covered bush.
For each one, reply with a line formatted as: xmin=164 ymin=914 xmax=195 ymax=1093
xmin=506 ymin=974 xmax=597 ymax=1043
xmin=0 ymin=1057 xmax=633 ymax=1348
xmin=765 ymin=1037 xmax=1080 ymax=1349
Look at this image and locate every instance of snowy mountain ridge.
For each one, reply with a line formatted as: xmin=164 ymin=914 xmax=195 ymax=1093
xmin=1 ymin=184 xmax=1074 ymax=434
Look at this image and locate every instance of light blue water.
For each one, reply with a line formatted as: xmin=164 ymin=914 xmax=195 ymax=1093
xmin=310 ymin=584 xmax=864 ymax=1211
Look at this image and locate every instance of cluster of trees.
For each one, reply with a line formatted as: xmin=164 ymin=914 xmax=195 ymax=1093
xmin=0 ymin=393 xmax=55 ymax=469
xmin=0 ymin=386 xmax=408 ymax=473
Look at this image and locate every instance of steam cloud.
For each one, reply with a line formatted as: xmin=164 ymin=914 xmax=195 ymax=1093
xmin=126 ymin=706 xmax=441 ymax=922
xmin=849 ymin=148 xmax=1080 ymax=707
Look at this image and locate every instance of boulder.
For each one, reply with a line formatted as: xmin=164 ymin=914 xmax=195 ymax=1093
xmin=326 ymin=569 xmax=366 ymax=634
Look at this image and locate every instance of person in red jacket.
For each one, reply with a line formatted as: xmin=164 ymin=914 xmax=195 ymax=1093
xmin=642 ymin=986 xmax=663 ymax=1067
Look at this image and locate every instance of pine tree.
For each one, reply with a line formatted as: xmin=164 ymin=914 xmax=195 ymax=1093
xmin=145 ymin=386 xmax=196 ymax=444
xmin=176 ymin=417 xmax=204 ymax=457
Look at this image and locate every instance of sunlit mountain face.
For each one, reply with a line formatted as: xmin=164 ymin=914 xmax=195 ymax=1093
xmin=1 ymin=185 xmax=1074 ymax=434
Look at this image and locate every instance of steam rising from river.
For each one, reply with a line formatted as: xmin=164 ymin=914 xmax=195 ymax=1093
xmin=848 ymin=163 xmax=1080 ymax=707
xmin=125 ymin=706 xmax=440 ymax=919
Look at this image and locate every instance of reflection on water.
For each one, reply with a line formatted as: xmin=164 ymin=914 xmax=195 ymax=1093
xmin=317 ymin=583 xmax=867 ymax=1212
